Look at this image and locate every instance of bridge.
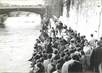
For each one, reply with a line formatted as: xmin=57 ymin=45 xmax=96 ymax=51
xmin=0 ymin=5 xmax=46 ymax=24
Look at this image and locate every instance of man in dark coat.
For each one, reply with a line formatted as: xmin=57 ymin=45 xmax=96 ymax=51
xmin=68 ymin=54 xmax=82 ymax=73
xmin=61 ymin=53 xmax=82 ymax=73
xmin=90 ymin=40 xmax=102 ymax=73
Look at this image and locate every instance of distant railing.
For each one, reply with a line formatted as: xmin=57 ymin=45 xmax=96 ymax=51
xmin=0 ymin=5 xmax=46 ymax=9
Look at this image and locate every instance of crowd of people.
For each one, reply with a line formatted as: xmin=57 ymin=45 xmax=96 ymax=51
xmin=29 ymin=15 xmax=102 ymax=73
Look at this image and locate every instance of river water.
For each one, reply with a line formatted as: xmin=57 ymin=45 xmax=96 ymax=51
xmin=0 ymin=14 xmax=41 ymax=72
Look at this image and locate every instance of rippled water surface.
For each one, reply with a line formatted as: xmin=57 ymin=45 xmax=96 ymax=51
xmin=0 ymin=14 xmax=41 ymax=72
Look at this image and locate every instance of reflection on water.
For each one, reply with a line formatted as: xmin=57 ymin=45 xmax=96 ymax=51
xmin=0 ymin=14 xmax=41 ymax=72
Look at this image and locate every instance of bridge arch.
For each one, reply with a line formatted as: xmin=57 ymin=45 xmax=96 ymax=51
xmin=0 ymin=7 xmax=46 ymax=24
